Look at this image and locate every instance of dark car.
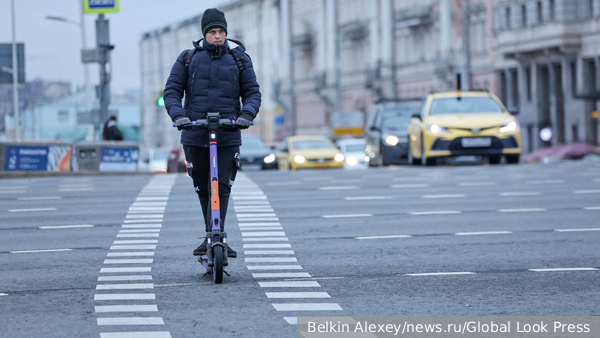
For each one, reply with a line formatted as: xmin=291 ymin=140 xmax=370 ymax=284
xmin=239 ymin=134 xmax=277 ymax=170
xmin=365 ymin=99 xmax=422 ymax=166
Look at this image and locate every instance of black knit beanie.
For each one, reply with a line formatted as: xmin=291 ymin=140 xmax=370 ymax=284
xmin=201 ymin=8 xmax=227 ymax=36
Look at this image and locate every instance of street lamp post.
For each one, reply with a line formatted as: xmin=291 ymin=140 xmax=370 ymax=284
xmin=11 ymin=0 xmax=20 ymax=141
xmin=46 ymin=12 xmax=92 ymax=113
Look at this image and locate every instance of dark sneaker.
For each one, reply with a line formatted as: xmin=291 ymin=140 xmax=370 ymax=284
xmin=227 ymin=245 xmax=237 ymax=258
xmin=193 ymin=239 xmax=208 ymax=256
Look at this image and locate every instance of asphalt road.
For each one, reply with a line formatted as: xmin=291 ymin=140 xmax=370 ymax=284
xmin=0 ymin=161 xmax=599 ymax=337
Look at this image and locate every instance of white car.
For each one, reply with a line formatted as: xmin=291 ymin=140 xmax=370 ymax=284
xmin=336 ymin=138 xmax=368 ymax=169
xmin=140 ymin=148 xmax=170 ymax=173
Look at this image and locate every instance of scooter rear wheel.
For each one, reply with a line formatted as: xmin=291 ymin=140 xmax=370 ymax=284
xmin=213 ymin=246 xmax=224 ymax=284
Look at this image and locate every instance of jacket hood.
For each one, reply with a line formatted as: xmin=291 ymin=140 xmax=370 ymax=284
xmin=192 ymin=38 xmax=246 ymax=53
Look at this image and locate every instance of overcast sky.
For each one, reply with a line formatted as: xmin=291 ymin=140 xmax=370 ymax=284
xmin=0 ymin=0 xmax=228 ymax=94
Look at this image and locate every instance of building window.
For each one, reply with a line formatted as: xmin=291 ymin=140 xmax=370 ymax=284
xmin=590 ymin=0 xmax=594 ymax=18
xmin=505 ymin=7 xmax=511 ymax=29
xmin=549 ymin=0 xmax=555 ymax=21
xmin=522 ymin=4 xmax=527 ymax=27
xmin=537 ymin=1 xmax=543 ymax=23
xmin=525 ymin=66 xmax=532 ymax=102
xmin=58 ymin=110 xmax=69 ymax=123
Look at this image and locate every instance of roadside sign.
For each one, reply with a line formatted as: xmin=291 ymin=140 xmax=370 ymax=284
xmin=0 ymin=43 xmax=25 ymax=84
xmin=83 ymin=0 xmax=119 ymax=14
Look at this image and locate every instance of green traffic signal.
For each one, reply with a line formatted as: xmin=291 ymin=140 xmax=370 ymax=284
xmin=157 ymin=96 xmax=165 ymax=107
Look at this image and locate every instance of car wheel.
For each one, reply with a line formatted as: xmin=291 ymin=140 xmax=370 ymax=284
xmin=381 ymin=147 xmax=390 ymax=167
xmin=488 ymin=155 xmax=502 ymax=165
xmin=421 ymin=139 xmax=435 ymax=166
xmin=505 ymin=154 xmax=520 ymax=164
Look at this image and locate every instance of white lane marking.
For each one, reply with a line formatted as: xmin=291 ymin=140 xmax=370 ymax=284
xmin=575 ymin=190 xmax=600 ymax=194
xmin=246 ymin=257 xmax=297 ymax=263
xmin=132 ymin=202 xmax=167 ymax=206
xmin=266 ymin=292 xmax=330 ymax=298
xmin=100 ymin=268 xmax=152 ymax=273
xmin=243 ymin=238 xmax=289 ymax=242
xmin=238 ymin=222 xmax=281 ymax=226
xmin=98 ymin=276 xmax=152 ymax=281
xmin=498 ymin=208 xmax=547 ymax=212
xmin=135 ymin=197 xmax=169 ymax=201
xmin=0 ymin=185 xmax=28 ymax=190
xmin=10 ymin=249 xmax=72 ymax=253
xmin=96 ymin=284 xmax=154 ymax=290
xmin=59 ymin=188 xmax=95 ymax=192
xmin=554 ymin=228 xmax=600 ymax=232
xmin=244 ymin=250 xmax=295 ymax=255
xmin=122 ymin=224 xmax=162 ymax=228
xmin=97 ymin=317 xmax=165 ymax=325
xmin=253 ymin=272 xmax=311 ymax=278
xmin=272 ymin=303 xmax=343 ymax=311
xmin=113 ymin=240 xmax=158 ymax=244
xmin=458 ymin=182 xmax=497 ymax=186
xmin=391 ymin=184 xmax=430 ymax=188
xmin=17 ymin=196 xmax=61 ymax=200
xmin=127 ymin=211 xmax=166 ymax=214
xmin=284 ymin=317 xmax=298 ymax=324
xmin=267 ymin=181 xmax=301 ymax=185
xmin=233 ymin=201 xmax=270 ymax=205
xmin=410 ymin=211 xmax=461 ymax=216
xmin=9 ymin=208 xmax=57 ymax=212
xmin=235 ymin=206 xmax=273 ymax=209
xmin=232 ymin=196 xmax=267 ymax=200
xmin=129 ymin=207 xmax=166 ymax=211
xmin=322 ymin=214 xmax=372 ymax=218
xmin=39 ymin=225 xmax=94 ymax=229
xmin=455 ymin=231 xmax=512 ymax=236
xmin=107 ymin=252 xmax=155 ymax=256
xmin=242 ymin=232 xmax=286 ymax=237
xmin=304 ymin=177 xmax=334 ymax=181
xmin=234 ymin=207 xmax=274 ymax=211
xmin=259 ymin=281 xmax=320 ymax=287
xmin=231 ymin=192 xmax=265 ymax=195
xmin=247 ymin=265 xmax=303 ymax=270
xmin=120 ymin=230 xmax=161 ymax=233
xmin=116 ymin=234 xmax=160 ymax=238
xmin=104 ymin=259 xmax=154 ymax=264
xmin=110 ymin=245 xmax=157 ymax=250
xmin=125 ymin=215 xmax=163 ymax=219
xmin=237 ymin=227 xmax=283 ymax=231
xmin=405 ymin=272 xmax=476 ymax=276
xmin=94 ymin=294 xmax=155 ymax=300
xmin=0 ymin=293 xmax=8 ymax=296
xmin=319 ymin=186 xmax=359 ymax=190
xmin=94 ymin=305 xmax=157 ymax=312
xmin=0 ymin=190 xmax=25 ymax=194
xmin=526 ymin=180 xmax=565 ymax=184
xmin=237 ymin=213 xmax=277 ymax=217
xmin=355 ymin=235 xmax=412 ymax=240
xmin=422 ymin=194 xmax=465 ymax=198
xmin=584 ymin=207 xmax=600 ymax=210
xmin=124 ymin=220 xmax=163 ymax=223
xmin=499 ymin=192 xmax=541 ymax=196
xmin=59 ymin=184 xmax=92 ymax=187
xmin=235 ymin=218 xmax=280 ymax=222
xmin=344 ymin=196 xmax=392 ymax=200
xmin=243 ymin=244 xmax=292 ymax=248
xmin=529 ymin=268 xmax=598 ymax=272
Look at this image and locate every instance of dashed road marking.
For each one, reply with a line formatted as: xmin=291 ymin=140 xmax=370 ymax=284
xmin=391 ymin=184 xmax=430 ymax=188
xmin=455 ymin=231 xmax=512 ymax=236
xmin=121 ymin=224 xmax=162 ymax=228
xmin=584 ymin=206 xmax=600 ymax=210
xmin=246 ymin=257 xmax=297 ymax=263
xmin=554 ymin=228 xmax=600 ymax=232
xmin=322 ymin=214 xmax=372 ymax=218
xmin=499 ymin=192 xmax=541 ymax=196
xmin=319 ymin=186 xmax=359 ymax=190
xmin=107 ymin=252 xmax=155 ymax=256
xmin=243 ymin=244 xmax=292 ymax=249
xmin=96 ymin=284 xmax=154 ymax=290
xmin=10 ymin=249 xmax=72 ymax=253
xmin=526 ymin=180 xmax=565 ymax=184
xmin=244 ymin=250 xmax=295 ymax=255
xmin=119 ymin=230 xmax=161 ymax=233
xmin=575 ymin=190 xmax=600 ymax=194
xmin=110 ymin=245 xmax=157 ymax=250
xmin=9 ymin=208 xmax=57 ymax=212
xmin=17 ymin=196 xmax=61 ymax=200
xmin=422 ymin=194 xmax=465 ymax=198
xmin=98 ymin=276 xmax=152 ymax=281
xmin=238 ymin=222 xmax=281 ymax=226
xmin=458 ymin=182 xmax=497 ymax=186
xmin=243 ymin=237 xmax=289 ymax=241
xmin=242 ymin=232 xmax=286 ymax=237
xmin=529 ymin=268 xmax=598 ymax=272
xmin=113 ymin=240 xmax=158 ymax=244
xmin=100 ymin=268 xmax=152 ymax=273
xmin=247 ymin=265 xmax=303 ymax=270
xmin=405 ymin=272 xmax=476 ymax=276
xmin=39 ymin=225 xmax=94 ymax=229
xmin=116 ymin=234 xmax=160 ymax=238
xmin=258 ymin=281 xmax=320 ymax=287
xmin=123 ymin=219 xmax=163 ymax=223
xmin=252 ymin=272 xmax=311 ymax=278
xmin=410 ymin=211 xmax=461 ymax=216
xmin=355 ymin=235 xmax=412 ymax=240
xmin=498 ymin=208 xmax=547 ymax=213
xmin=344 ymin=196 xmax=392 ymax=200
xmin=103 ymin=259 xmax=154 ymax=264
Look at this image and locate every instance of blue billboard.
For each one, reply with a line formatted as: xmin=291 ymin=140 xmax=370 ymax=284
xmin=99 ymin=147 xmax=138 ymax=172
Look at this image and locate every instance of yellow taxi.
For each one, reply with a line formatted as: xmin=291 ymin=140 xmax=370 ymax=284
xmin=408 ymin=91 xmax=521 ymax=166
xmin=276 ymin=135 xmax=344 ymax=170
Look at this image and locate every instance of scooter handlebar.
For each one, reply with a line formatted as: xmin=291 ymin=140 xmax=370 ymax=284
xmin=173 ymin=119 xmax=253 ymax=130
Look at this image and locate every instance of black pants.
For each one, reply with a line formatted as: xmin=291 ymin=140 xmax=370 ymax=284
xmin=183 ymin=145 xmax=239 ymax=232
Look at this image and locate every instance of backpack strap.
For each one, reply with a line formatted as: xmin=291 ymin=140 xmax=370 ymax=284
xmin=182 ymin=48 xmax=197 ymax=87
xmin=229 ymin=48 xmax=247 ymax=72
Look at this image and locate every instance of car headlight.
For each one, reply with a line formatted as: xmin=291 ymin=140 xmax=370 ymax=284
xmin=334 ymin=153 xmax=345 ymax=162
xmin=345 ymin=156 xmax=358 ymax=166
xmin=364 ymin=156 xmax=370 ymax=162
xmin=427 ymin=125 xmax=449 ymax=133
xmin=294 ymin=155 xmax=306 ymax=164
xmin=384 ymin=135 xmax=400 ymax=146
xmin=264 ymin=153 xmax=276 ymax=163
xmin=499 ymin=121 xmax=518 ymax=133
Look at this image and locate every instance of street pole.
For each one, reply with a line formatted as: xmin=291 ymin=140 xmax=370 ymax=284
xmin=391 ymin=0 xmax=398 ymax=99
xmin=462 ymin=0 xmax=472 ymax=91
xmin=96 ymin=14 xmax=112 ymax=130
xmin=11 ymin=0 xmax=20 ymax=141
xmin=79 ymin=0 xmax=92 ymax=112
xmin=334 ymin=0 xmax=342 ymax=115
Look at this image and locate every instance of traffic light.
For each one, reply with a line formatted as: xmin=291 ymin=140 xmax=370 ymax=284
xmin=157 ymin=96 xmax=165 ymax=107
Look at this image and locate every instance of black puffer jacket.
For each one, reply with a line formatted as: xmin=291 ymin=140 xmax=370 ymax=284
xmin=164 ymin=39 xmax=261 ymax=147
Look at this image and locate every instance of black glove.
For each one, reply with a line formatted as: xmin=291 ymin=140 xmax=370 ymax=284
xmin=236 ymin=112 xmax=253 ymax=129
xmin=174 ymin=116 xmax=191 ymax=130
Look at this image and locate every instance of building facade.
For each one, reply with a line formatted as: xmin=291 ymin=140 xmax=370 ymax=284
xmin=494 ymin=0 xmax=600 ymax=151
xmin=139 ymin=0 xmax=281 ymax=152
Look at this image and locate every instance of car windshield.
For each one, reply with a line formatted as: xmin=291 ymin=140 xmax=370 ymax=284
xmin=292 ymin=140 xmax=333 ymax=150
xmin=153 ymin=150 xmax=170 ymax=161
xmin=343 ymin=144 xmax=365 ymax=152
xmin=241 ymin=137 xmax=267 ymax=150
xmin=429 ymin=97 xmax=503 ymax=115
xmin=381 ymin=111 xmax=412 ymax=131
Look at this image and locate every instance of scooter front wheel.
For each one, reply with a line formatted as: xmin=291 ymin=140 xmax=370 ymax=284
xmin=213 ymin=246 xmax=224 ymax=284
